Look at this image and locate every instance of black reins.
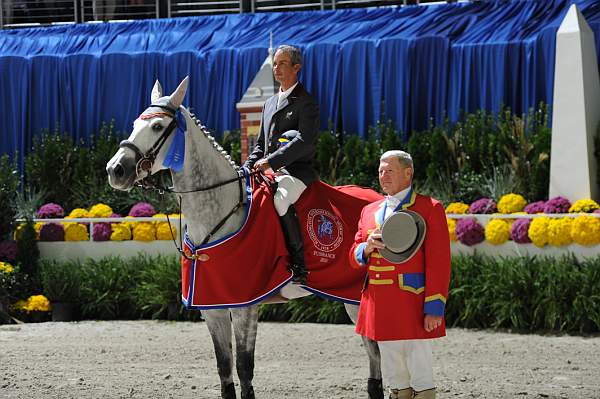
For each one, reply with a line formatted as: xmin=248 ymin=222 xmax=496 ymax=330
xmin=120 ymin=104 xmax=263 ymax=260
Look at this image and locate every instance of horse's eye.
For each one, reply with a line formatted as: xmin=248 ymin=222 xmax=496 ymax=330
xmin=151 ymin=123 xmax=163 ymax=132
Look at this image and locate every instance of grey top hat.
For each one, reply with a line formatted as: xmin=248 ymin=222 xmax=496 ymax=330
xmin=379 ymin=209 xmax=427 ymax=264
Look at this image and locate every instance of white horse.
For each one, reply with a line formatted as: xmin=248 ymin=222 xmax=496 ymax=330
xmin=106 ymin=77 xmax=382 ymax=399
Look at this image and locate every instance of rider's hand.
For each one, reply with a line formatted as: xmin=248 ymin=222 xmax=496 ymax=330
xmin=364 ymin=228 xmax=385 ymax=258
xmin=254 ymin=159 xmax=272 ymax=173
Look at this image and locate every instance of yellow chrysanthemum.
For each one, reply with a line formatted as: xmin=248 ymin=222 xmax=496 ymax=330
xmin=13 ymin=223 xmax=26 ymax=240
xmin=132 ymin=222 xmax=156 ymax=241
xmin=12 ymin=299 xmax=27 ymax=311
xmin=445 ymin=202 xmax=469 ymax=214
xmin=485 ymin=219 xmax=510 ymax=245
xmin=571 ymin=215 xmax=600 ymax=246
xmin=123 ymin=215 xmax=137 ymax=230
xmin=67 ymin=208 xmax=90 ymax=219
xmin=64 ymin=223 xmax=89 ymax=241
xmin=497 ymin=193 xmax=527 ymax=214
xmin=547 ymin=218 xmax=573 ymax=247
xmin=528 ymin=217 xmax=550 ymax=248
xmin=156 ymin=223 xmax=177 ymax=240
xmin=0 ymin=261 xmax=14 ymax=274
xmin=110 ymin=223 xmax=132 ymax=241
xmin=447 ymin=218 xmax=457 ymax=241
xmin=13 ymin=295 xmax=51 ymax=313
xmin=152 ymin=213 xmax=167 ymax=223
xmin=34 ymin=222 xmax=44 ymax=240
xmin=88 ymin=203 xmax=114 ymax=218
xmin=569 ymin=199 xmax=600 ymax=213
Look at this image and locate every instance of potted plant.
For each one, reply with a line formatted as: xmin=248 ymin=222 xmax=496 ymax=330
xmin=39 ymin=260 xmax=81 ymax=322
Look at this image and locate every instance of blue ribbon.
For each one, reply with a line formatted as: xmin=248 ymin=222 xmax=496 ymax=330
xmin=163 ymin=111 xmax=186 ymax=172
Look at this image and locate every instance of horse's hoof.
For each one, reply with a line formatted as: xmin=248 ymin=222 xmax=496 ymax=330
xmin=222 ymin=382 xmax=236 ymax=399
xmin=367 ymin=378 xmax=384 ymax=399
xmin=241 ymin=386 xmax=255 ymax=399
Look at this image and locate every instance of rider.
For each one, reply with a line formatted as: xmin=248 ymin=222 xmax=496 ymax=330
xmin=243 ymin=44 xmax=320 ymax=284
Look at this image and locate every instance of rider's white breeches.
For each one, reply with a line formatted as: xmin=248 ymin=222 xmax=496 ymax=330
xmin=274 ymin=174 xmax=307 ymax=216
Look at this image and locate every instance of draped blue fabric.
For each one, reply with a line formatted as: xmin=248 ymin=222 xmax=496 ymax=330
xmin=2 ymin=0 xmax=600 ymax=166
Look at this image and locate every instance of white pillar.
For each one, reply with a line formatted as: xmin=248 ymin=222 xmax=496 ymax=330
xmin=550 ymin=4 xmax=600 ymax=201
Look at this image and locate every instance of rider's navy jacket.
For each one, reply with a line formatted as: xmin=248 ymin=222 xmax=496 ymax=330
xmin=243 ymin=83 xmax=320 ymax=186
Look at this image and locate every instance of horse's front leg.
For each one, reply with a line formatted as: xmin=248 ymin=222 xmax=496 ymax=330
xmin=345 ymin=303 xmax=383 ymax=399
xmin=231 ymin=305 xmax=259 ymax=399
xmin=203 ymin=309 xmax=237 ymax=399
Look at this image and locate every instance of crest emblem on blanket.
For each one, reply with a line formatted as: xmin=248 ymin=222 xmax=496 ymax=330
xmin=306 ymin=209 xmax=343 ymax=252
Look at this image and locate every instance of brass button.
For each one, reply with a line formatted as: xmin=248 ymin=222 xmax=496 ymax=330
xmin=375 ymin=273 xmax=380 ymax=278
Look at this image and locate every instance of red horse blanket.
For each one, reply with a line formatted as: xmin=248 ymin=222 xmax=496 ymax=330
xmin=181 ymin=175 xmax=382 ymax=309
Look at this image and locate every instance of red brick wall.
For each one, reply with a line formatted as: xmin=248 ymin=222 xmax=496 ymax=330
xmin=239 ymin=107 xmax=263 ymax=162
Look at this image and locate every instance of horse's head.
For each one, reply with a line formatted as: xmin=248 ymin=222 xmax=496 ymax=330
xmin=106 ymin=77 xmax=189 ymax=191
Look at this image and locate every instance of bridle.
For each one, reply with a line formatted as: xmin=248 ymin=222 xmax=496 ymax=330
xmin=119 ymin=104 xmax=179 ymax=179
xmin=118 ymin=103 xmax=263 ymax=260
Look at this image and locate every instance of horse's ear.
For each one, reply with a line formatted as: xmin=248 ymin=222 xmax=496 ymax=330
xmin=170 ymin=76 xmax=189 ymax=109
xmin=151 ymin=80 xmax=163 ymax=103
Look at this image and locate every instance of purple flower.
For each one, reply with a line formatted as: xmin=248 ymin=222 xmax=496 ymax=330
xmin=37 ymin=203 xmax=65 ymax=219
xmin=543 ymin=197 xmax=571 ymax=214
xmin=0 ymin=240 xmax=18 ymax=262
xmin=128 ymin=202 xmax=156 ymax=217
xmin=468 ymin=198 xmax=497 ymax=214
xmin=455 ymin=218 xmax=485 ymax=246
xmin=39 ymin=223 xmax=65 ymax=241
xmin=524 ymin=201 xmax=545 ymax=214
xmin=594 ymin=209 xmax=600 ymax=214
xmin=510 ymin=219 xmax=532 ymax=244
xmin=92 ymin=223 xmax=112 ymax=241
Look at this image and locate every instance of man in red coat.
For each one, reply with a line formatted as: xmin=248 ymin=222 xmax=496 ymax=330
xmin=349 ymin=150 xmax=451 ymax=399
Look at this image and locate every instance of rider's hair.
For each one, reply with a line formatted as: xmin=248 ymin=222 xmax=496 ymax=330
xmin=276 ymin=45 xmax=303 ymax=66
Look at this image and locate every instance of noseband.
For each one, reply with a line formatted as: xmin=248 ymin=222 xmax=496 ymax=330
xmin=119 ymin=104 xmax=179 ymax=178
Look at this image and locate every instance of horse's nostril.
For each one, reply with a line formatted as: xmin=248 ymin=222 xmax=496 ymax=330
xmin=114 ymin=164 xmax=124 ymax=178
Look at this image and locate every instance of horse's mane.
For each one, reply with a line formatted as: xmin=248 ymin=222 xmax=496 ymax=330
xmin=185 ymin=107 xmax=238 ymax=171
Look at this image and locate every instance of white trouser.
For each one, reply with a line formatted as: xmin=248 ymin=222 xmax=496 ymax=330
xmin=379 ymin=339 xmax=434 ymax=392
xmin=273 ymin=174 xmax=307 ymax=216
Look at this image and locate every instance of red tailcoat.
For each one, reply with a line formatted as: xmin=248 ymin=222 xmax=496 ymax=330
xmin=349 ymin=193 xmax=451 ymax=341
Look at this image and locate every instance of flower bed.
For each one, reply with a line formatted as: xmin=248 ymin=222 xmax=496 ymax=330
xmin=446 ymin=194 xmax=600 ymax=250
xmin=16 ymin=202 xmax=181 ymax=243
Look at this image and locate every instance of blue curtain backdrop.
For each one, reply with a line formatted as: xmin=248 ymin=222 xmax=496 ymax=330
xmin=2 ymin=0 xmax=600 ymax=165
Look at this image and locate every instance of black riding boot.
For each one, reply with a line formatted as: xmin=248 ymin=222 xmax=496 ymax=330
xmin=279 ymin=205 xmax=308 ymax=284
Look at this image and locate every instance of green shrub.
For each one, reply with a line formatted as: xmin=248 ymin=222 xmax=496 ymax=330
xmin=15 ymin=221 xmax=40 ymax=292
xmin=131 ymin=254 xmax=183 ymax=319
xmin=79 ymin=257 xmax=141 ymax=320
xmin=39 ymin=259 xmax=82 ymax=303
xmin=447 ymin=254 xmax=600 ymax=333
xmin=0 ymin=155 xmax=18 ymax=240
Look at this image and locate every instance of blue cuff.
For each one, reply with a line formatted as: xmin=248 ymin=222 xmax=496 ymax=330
xmin=424 ymin=298 xmax=446 ymax=316
xmin=354 ymin=243 xmax=368 ymax=266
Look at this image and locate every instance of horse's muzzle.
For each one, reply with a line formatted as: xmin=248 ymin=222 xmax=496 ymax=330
xmin=106 ymin=155 xmax=137 ymax=191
